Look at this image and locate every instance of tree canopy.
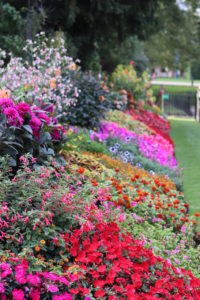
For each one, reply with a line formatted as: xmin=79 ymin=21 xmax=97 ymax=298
xmin=1 ymin=0 xmax=200 ymax=73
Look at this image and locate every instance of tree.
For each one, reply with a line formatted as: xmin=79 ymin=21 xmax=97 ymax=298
xmin=144 ymin=1 xmax=200 ymax=72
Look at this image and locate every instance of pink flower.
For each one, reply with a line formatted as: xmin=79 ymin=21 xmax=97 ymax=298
xmin=29 ymin=115 xmax=41 ymax=137
xmin=0 ymin=262 xmax=12 ymax=278
xmin=27 ymin=274 xmax=40 ymax=286
xmin=0 ymin=98 xmax=15 ymax=111
xmin=15 ymin=265 xmax=27 ymax=284
xmin=53 ymin=293 xmax=72 ymax=300
xmin=48 ymin=285 xmax=59 ymax=293
xmin=17 ymin=102 xmax=31 ymax=118
xmin=12 ymin=289 xmax=25 ymax=300
xmin=51 ymin=128 xmax=61 ymax=140
xmin=38 ymin=112 xmax=50 ymax=125
xmin=0 ymin=283 xmax=5 ymax=293
xmin=3 ymin=107 xmax=19 ymax=126
xmin=29 ymin=290 xmax=40 ymax=300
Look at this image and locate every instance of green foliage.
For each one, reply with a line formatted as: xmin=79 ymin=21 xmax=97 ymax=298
xmin=64 ymin=128 xmax=110 ymax=155
xmin=152 ymin=85 xmax=196 ymax=96
xmin=116 ymin=36 xmax=149 ymax=75
xmin=145 ymin=2 xmax=200 ymax=71
xmin=0 ymin=3 xmax=25 ymax=55
xmin=112 ymin=64 xmax=155 ymax=104
xmin=65 ymin=71 xmax=111 ymax=129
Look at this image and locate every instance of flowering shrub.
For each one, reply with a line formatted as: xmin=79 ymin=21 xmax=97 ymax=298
xmin=0 ymin=97 xmax=66 ymax=167
xmin=107 ymin=89 xmax=128 ymax=111
xmin=111 ymin=63 xmax=155 ymax=106
xmin=0 ymin=33 xmax=78 ymax=115
xmin=65 ymin=72 xmax=111 ymax=129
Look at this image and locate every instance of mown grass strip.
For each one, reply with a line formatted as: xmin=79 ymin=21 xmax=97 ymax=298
xmin=170 ymin=118 xmax=200 ymax=225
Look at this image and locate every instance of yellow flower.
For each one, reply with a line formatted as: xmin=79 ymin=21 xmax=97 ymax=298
xmin=40 ymin=239 xmax=46 ymax=245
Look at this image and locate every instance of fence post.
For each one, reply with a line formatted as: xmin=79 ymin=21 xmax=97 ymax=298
xmin=196 ymin=86 xmax=200 ymax=122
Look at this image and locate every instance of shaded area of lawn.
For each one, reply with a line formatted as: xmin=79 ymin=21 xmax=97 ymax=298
xmin=170 ymin=118 xmax=200 ymax=221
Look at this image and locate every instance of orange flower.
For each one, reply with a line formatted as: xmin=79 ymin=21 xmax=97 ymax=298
xmin=99 ymin=95 xmax=105 ymax=101
xmin=77 ymin=167 xmax=85 ymax=175
xmin=50 ymin=78 xmax=56 ymax=89
xmin=35 ymin=245 xmax=40 ymax=252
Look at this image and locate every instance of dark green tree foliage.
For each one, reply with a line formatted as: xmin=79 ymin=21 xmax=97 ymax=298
xmin=144 ymin=1 xmax=200 ymax=71
xmin=3 ymin=0 xmax=169 ymax=70
xmin=0 ymin=3 xmax=25 ymax=55
xmin=2 ymin=0 xmax=200 ymax=71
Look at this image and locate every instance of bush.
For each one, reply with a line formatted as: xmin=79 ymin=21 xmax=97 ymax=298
xmin=0 ymin=33 xmax=78 ymax=116
xmin=111 ymin=64 xmax=155 ymax=105
xmin=64 ymin=72 xmax=111 ymax=129
xmin=0 ymin=98 xmax=66 ymax=168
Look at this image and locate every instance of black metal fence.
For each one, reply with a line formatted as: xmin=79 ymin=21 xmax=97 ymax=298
xmin=163 ymin=93 xmax=196 ymax=117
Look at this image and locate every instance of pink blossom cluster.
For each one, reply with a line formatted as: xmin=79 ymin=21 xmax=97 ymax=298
xmin=138 ymin=133 xmax=177 ymax=169
xmin=91 ymin=121 xmax=177 ymax=168
xmin=0 ymin=260 xmax=78 ymax=299
xmin=0 ymin=98 xmax=65 ymax=140
xmin=90 ymin=122 xmax=137 ymax=142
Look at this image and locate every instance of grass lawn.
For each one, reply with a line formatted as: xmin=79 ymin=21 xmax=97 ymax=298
xmin=170 ymin=117 xmax=200 ymax=225
xmin=155 ymin=77 xmax=200 ymax=84
xmin=152 ymin=85 xmax=196 ymax=97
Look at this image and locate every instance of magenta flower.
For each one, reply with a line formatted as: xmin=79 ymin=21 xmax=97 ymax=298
xmin=0 ymin=262 xmax=12 ymax=278
xmin=29 ymin=290 xmax=40 ymax=300
xmin=48 ymin=284 xmax=59 ymax=293
xmin=12 ymin=289 xmax=25 ymax=300
xmin=0 ymin=98 xmax=15 ymax=111
xmin=0 ymin=283 xmax=5 ymax=293
xmin=29 ymin=115 xmax=41 ymax=137
xmin=38 ymin=112 xmax=51 ymax=125
xmin=51 ymin=128 xmax=61 ymax=140
xmin=17 ymin=102 xmax=31 ymax=118
xmin=27 ymin=274 xmax=41 ymax=286
xmin=3 ymin=107 xmax=19 ymax=126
